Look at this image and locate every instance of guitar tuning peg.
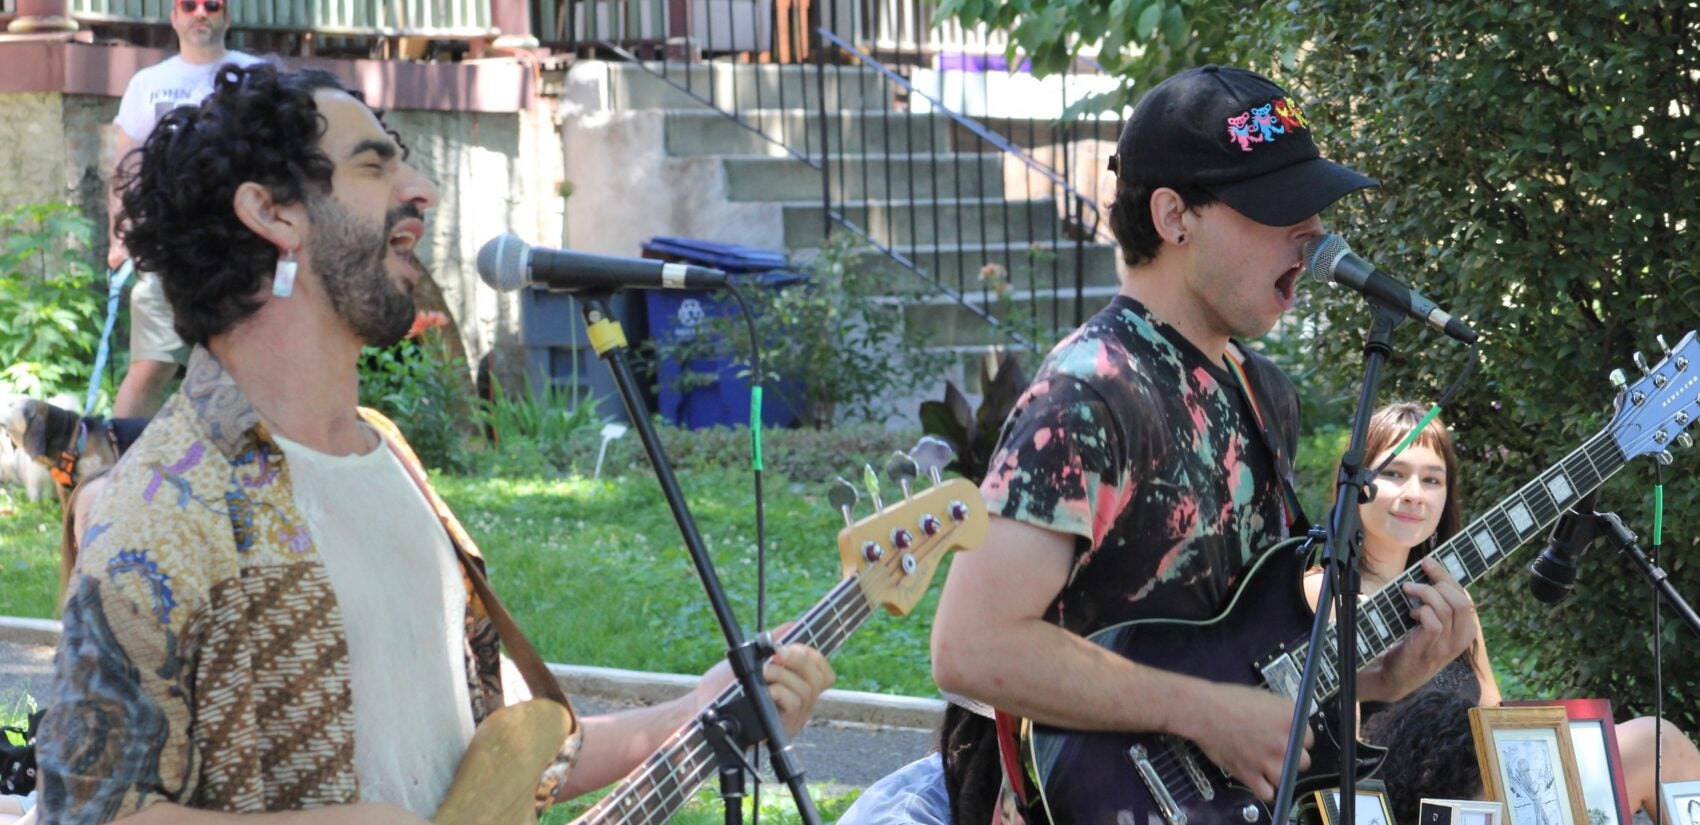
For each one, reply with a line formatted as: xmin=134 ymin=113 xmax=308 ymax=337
xmin=1634 ymin=351 xmax=1651 ymax=375
xmin=909 ymin=435 xmax=957 ymax=486
xmin=828 ymin=477 xmax=859 ymax=526
xmin=862 ymin=463 xmax=884 ymax=511
xmin=1609 ymin=369 xmax=1628 ymax=390
xmin=1658 ymin=334 xmax=1672 ymax=356
xmin=884 ymin=451 xmax=919 ymax=499
xmin=1679 ymin=433 xmax=1694 ymax=450
xmin=1656 ymin=450 xmax=1675 ymax=466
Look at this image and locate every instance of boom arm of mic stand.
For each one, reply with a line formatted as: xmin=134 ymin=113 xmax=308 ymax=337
xmin=575 ymin=294 xmax=822 ymax=825
xmin=1598 ymin=512 xmax=1700 ymax=639
xmin=1273 ymin=301 xmax=1405 ymax=824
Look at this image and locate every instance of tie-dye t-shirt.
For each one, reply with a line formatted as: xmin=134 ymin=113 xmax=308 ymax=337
xmin=979 ymin=295 xmax=1300 ymax=635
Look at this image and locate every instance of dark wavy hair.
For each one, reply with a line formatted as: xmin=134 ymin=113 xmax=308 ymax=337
xmin=116 ymin=63 xmax=348 ymax=346
xmin=1106 ymin=178 xmax=1219 ymax=268
xmin=1362 ymin=689 xmax=1484 ymax=825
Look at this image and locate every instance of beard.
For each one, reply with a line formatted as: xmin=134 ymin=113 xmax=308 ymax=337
xmin=306 ymin=194 xmax=417 ymax=348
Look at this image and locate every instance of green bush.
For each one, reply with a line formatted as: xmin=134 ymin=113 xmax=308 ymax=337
xmin=0 ymin=202 xmax=108 ymax=407
xmin=358 ymin=323 xmax=475 ymax=473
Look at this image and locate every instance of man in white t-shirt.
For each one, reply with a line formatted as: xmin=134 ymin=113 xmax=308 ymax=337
xmin=107 ymin=0 xmax=263 ymax=417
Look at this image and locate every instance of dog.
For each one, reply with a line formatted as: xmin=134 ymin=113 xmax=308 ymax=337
xmin=0 ymin=396 xmax=121 ymax=505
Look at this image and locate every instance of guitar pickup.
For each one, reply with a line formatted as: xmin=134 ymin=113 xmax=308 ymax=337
xmin=1127 ymin=744 xmax=1187 ymax=825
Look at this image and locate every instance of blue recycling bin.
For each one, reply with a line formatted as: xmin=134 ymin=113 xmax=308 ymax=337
xmin=641 ymin=237 xmax=807 ymax=430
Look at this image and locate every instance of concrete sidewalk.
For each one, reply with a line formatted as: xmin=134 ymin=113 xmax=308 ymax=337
xmin=1 ymin=616 xmax=938 ymax=788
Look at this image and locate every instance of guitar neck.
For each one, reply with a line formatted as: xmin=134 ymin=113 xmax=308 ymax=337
xmin=572 ymin=578 xmax=875 ymax=825
xmin=1301 ymin=429 xmax=1626 ymax=703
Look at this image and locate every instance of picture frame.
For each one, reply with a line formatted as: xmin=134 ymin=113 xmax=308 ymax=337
xmin=1419 ymin=798 xmax=1506 ymax=825
xmin=1504 ymin=699 xmax=1633 ymax=825
xmin=1469 ymin=706 xmax=1590 ymax=825
xmin=1658 ymin=778 xmax=1700 ymax=825
xmin=1316 ymin=779 xmax=1395 ymax=825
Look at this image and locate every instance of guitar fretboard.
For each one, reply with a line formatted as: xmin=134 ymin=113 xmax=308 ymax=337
xmin=572 ymin=578 xmax=874 ymax=825
xmin=1297 ymin=429 xmax=1625 ymax=703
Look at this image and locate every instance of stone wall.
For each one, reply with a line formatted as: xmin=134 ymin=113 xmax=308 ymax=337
xmin=0 ymin=88 xmax=559 ymax=381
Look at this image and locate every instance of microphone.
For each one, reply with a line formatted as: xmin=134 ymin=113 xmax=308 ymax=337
xmin=1302 ymin=234 xmax=1479 ymax=344
xmin=476 ymin=233 xmax=728 ymax=293
xmin=1528 ymin=491 xmax=1604 ymax=605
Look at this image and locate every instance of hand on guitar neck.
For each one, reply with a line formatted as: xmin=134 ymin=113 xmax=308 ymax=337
xmin=554 ymin=633 xmax=834 ymax=802
xmin=1327 ymin=556 xmax=1479 ymax=705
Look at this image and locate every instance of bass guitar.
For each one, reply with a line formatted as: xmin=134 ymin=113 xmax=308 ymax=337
xmin=434 ymin=455 xmax=988 ymax=825
xmin=1020 ymin=331 xmax=1700 ymax=825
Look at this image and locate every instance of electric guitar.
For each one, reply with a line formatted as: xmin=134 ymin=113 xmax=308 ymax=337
xmin=433 ymin=458 xmax=988 ymax=825
xmin=1020 ymin=332 xmax=1700 ymax=825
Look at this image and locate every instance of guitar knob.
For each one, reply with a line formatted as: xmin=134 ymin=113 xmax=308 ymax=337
xmin=1609 ymin=369 xmax=1628 ymax=390
xmin=1657 ymin=451 xmax=1674 ymax=465
xmin=1678 ymin=433 xmax=1694 ymax=449
xmin=1635 ymin=351 xmax=1651 ymax=375
xmin=862 ymin=541 xmax=884 ymax=562
xmin=1659 ymin=334 xmax=1673 ymax=356
xmin=1240 ymin=804 xmax=1260 ymax=822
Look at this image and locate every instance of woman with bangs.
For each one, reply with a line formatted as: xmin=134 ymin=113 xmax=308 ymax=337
xmin=1313 ymin=402 xmax=1700 ymax=823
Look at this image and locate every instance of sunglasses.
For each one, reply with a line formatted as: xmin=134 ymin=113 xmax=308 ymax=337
xmin=177 ymin=0 xmax=223 ymax=13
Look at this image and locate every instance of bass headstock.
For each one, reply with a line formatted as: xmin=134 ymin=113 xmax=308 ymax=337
xmin=1608 ymin=331 xmax=1700 ymax=463
xmin=833 ymin=437 xmax=987 ymax=616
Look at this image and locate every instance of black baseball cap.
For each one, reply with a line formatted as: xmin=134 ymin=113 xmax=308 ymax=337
xmin=1108 ymin=65 xmax=1376 ymax=227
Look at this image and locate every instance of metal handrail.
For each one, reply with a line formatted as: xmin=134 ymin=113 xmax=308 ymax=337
xmin=817 ymin=27 xmax=1100 ymax=239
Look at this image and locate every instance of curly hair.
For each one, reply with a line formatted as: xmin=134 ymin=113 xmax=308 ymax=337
xmin=1361 ymin=689 xmax=1484 ymax=825
xmin=939 ymin=704 xmax=1003 ymax=825
xmin=116 ymin=63 xmax=349 ymax=346
xmin=1106 ymin=178 xmax=1219 ymax=268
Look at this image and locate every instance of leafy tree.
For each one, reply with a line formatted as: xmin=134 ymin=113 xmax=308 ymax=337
xmin=941 ymin=0 xmax=1700 ymax=726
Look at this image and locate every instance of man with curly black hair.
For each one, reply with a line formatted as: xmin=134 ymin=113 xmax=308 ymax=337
xmin=36 ymin=63 xmax=835 ymax=825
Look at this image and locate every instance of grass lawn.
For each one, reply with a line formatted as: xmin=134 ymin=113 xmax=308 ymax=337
xmin=0 ymin=467 xmax=952 ymax=699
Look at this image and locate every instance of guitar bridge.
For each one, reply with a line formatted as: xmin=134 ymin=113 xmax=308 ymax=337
xmin=1127 ymin=744 xmax=1187 ymax=825
xmin=1163 ymin=736 xmax=1215 ymax=801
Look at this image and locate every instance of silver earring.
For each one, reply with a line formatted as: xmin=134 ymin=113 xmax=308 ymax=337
xmin=273 ymin=249 xmax=298 ymax=297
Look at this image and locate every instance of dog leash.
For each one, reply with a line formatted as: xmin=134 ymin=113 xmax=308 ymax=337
xmin=84 ymin=259 xmax=134 ymax=415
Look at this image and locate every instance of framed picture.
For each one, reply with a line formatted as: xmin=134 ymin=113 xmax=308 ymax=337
xmin=1316 ymin=779 xmax=1395 ymax=825
xmin=1505 ymin=699 xmax=1633 ymax=825
xmin=1659 ymin=778 xmax=1700 ymax=825
xmin=1470 ymin=706 xmax=1590 ymax=825
xmin=1419 ymin=798 xmax=1506 ymax=825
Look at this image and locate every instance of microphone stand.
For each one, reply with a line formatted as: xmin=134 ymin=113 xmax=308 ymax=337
xmin=1596 ymin=511 xmax=1700 ymax=638
xmin=573 ymin=293 xmax=822 ymax=825
xmin=1273 ymin=300 xmax=1407 ymax=825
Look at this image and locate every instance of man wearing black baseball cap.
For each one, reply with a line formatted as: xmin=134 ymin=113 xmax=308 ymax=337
xmin=922 ymin=65 xmax=1479 ymax=825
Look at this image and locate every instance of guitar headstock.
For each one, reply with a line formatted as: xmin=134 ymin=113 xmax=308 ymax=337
xmin=834 ymin=440 xmax=987 ymax=616
xmin=1608 ymin=331 xmax=1700 ymax=463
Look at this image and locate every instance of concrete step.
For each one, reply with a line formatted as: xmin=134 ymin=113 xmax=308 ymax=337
xmin=899 ymin=285 xmax=1121 ymax=349
xmin=664 ymin=110 xmax=956 ymax=157
xmin=783 ymin=197 xmax=1060 ymax=248
xmin=854 ymin=240 xmax=1121 ymax=293
xmin=579 ymin=61 xmax=895 ymax=113
xmin=725 ymin=153 xmax=1005 ymax=201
